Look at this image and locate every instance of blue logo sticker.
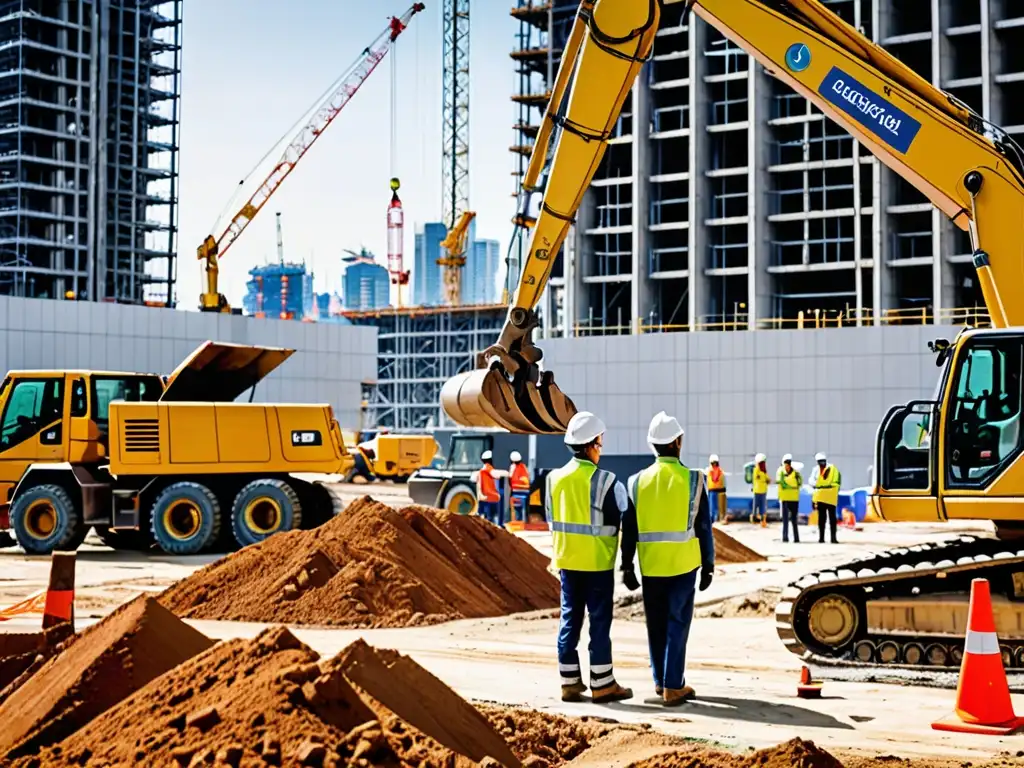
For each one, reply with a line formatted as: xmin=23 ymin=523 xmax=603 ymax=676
xmin=818 ymin=66 xmax=922 ymax=154
xmin=785 ymin=43 xmax=811 ymax=73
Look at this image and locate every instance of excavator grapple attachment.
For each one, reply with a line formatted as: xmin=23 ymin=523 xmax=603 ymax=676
xmin=441 ymin=368 xmax=577 ymax=434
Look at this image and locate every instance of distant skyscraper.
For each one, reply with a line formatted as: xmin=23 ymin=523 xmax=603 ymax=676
xmin=413 ymin=222 xmax=447 ymax=306
xmin=243 ymin=263 xmax=314 ymax=319
xmin=464 ymin=239 xmax=502 ymax=305
xmin=343 ymin=259 xmax=390 ymax=311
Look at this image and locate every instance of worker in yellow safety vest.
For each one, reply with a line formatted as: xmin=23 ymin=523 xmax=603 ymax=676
xmin=620 ymin=412 xmax=715 ymax=705
xmin=546 ymin=411 xmax=633 ymax=705
xmin=706 ymin=454 xmax=727 ymax=523
xmin=776 ymin=454 xmax=803 ymax=543
xmin=812 ymin=452 xmax=841 ymax=544
xmin=750 ymin=453 xmax=770 ymax=525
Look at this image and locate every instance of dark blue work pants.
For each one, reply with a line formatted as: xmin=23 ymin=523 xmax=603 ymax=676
xmin=558 ymin=569 xmax=615 ymax=689
xmin=782 ymin=500 xmax=800 ymax=542
xmin=478 ymin=500 xmax=502 ymax=526
xmin=641 ymin=569 xmax=698 ymax=691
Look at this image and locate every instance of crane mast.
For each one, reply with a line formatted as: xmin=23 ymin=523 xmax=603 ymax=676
xmin=197 ymin=3 xmax=425 ymax=313
xmin=438 ymin=0 xmax=474 ymax=306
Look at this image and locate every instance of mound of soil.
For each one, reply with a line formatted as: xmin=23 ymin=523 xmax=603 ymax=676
xmin=22 ymin=627 xmax=522 ymax=768
xmin=713 ymin=527 xmax=766 ymax=564
xmin=160 ymin=497 xmax=559 ymax=627
xmin=0 ymin=623 xmax=74 ymax=697
xmin=630 ymin=737 xmax=843 ymax=768
xmin=0 ymin=595 xmax=213 ymax=759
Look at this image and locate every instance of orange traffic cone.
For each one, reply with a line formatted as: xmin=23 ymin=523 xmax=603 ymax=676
xmin=41 ymin=551 xmax=76 ymax=630
xmin=797 ymin=665 xmax=822 ymax=699
xmin=932 ymin=578 xmax=1024 ymax=735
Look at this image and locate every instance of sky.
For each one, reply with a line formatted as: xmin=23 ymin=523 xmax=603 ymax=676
xmin=175 ymin=1 xmax=520 ymax=310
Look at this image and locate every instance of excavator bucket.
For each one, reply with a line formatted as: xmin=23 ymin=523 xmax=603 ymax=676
xmin=441 ymin=368 xmax=577 ymax=435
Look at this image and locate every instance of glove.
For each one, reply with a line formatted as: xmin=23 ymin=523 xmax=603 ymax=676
xmin=699 ymin=568 xmax=714 ymax=592
xmin=622 ymin=568 xmax=640 ymax=591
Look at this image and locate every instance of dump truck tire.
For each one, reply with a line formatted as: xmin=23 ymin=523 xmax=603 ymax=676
xmin=150 ymin=481 xmax=221 ymax=555
xmin=230 ymin=478 xmax=302 ymax=548
xmin=94 ymin=526 xmax=152 ymax=552
xmin=11 ymin=484 xmax=85 ymax=555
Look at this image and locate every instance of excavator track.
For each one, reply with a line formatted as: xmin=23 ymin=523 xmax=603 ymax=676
xmin=775 ymin=535 xmax=1024 ymax=671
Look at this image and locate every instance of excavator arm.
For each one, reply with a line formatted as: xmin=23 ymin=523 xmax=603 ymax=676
xmin=442 ymin=0 xmax=1024 ymax=434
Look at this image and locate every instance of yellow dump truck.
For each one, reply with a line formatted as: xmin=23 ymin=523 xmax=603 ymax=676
xmin=0 ymin=341 xmax=352 ymax=556
xmin=345 ymin=431 xmax=438 ymax=482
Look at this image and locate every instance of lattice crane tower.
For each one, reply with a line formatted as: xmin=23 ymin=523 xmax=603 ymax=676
xmin=439 ymin=0 xmax=471 ymax=306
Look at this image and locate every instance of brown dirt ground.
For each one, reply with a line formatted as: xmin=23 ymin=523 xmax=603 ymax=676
xmin=159 ymin=497 xmax=560 ymax=628
xmin=695 ymin=589 xmax=779 ymax=619
xmin=712 ymin=527 xmax=766 ymax=564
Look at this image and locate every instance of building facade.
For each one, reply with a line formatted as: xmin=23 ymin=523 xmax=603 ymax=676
xmin=464 ymin=238 xmax=501 ymax=304
xmin=242 ymin=263 xmax=314 ymax=320
xmin=343 ymin=260 xmax=389 ymax=311
xmin=512 ymin=0 xmax=1019 ymax=337
xmin=0 ymin=1 xmax=181 ymax=305
xmin=413 ymin=221 xmax=447 ymax=306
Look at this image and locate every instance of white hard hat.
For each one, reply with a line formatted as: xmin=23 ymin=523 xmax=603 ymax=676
xmin=709 ymin=454 xmax=719 ymax=464
xmin=564 ymin=411 xmax=606 ymax=445
xmin=815 ymin=452 xmax=827 ymax=462
xmin=481 ymin=450 xmax=493 ymax=461
xmin=647 ymin=411 xmax=684 ymax=445
xmin=754 ymin=452 xmax=766 ymax=463
xmin=510 ymin=450 xmax=522 ymax=462
xmin=782 ymin=453 xmax=793 ymax=463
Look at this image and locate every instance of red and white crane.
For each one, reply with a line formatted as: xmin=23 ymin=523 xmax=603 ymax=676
xmin=197 ymin=3 xmax=425 ymax=313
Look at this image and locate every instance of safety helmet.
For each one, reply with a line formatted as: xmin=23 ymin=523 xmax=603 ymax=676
xmin=647 ymin=411 xmax=684 ymax=445
xmin=564 ymin=411 xmax=606 ymax=445
xmin=709 ymin=454 xmax=719 ymax=464
xmin=782 ymin=453 xmax=793 ymax=463
xmin=754 ymin=452 xmax=766 ymax=463
xmin=815 ymin=452 xmax=827 ymax=462
xmin=481 ymin=450 xmax=493 ymax=462
xmin=510 ymin=450 xmax=522 ymax=463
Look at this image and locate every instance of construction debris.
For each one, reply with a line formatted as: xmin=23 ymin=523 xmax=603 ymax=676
xmin=160 ymin=497 xmax=560 ymax=627
xmin=0 ymin=595 xmax=213 ymax=759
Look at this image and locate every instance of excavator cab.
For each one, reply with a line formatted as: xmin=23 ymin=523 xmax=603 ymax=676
xmin=874 ymin=330 xmax=1024 ymax=529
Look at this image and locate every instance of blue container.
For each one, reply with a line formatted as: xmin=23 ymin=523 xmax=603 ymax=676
xmin=852 ymin=488 xmax=869 ymax=521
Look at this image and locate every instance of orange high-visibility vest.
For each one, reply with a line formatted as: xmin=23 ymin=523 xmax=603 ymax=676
xmin=478 ymin=464 xmax=499 ymax=502
xmin=707 ymin=465 xmax=725 ymax=490
xmin=510 ymin=462 xmax=530 ymax=490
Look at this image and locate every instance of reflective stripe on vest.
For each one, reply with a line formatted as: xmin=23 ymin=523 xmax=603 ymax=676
xmin=812 ymin=464 xmax=841 ymax=506
xmin=776 ymin=467 xmax=802 ymax=502
xmin=627 ymin=458 xmax=703 ymax=578
xmin=547 ymin=458 xmax=618 ymax=571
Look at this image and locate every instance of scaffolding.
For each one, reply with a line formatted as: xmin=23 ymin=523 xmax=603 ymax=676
xmin=0 ymin=0 xmax=181 ymax=305
xmin=345 ymin=304 xmax=505 ymax=430
xmin=551 ymin=0 xmax=1019 ymax=335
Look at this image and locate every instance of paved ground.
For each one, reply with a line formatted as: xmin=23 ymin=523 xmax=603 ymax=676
xmin=0 ymin=491 xmax=1014 ymax=763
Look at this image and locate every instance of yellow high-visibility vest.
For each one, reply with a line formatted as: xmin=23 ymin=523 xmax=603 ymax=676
xmin=752 ymin=467 xmax=770 ymax=495
xmin=627 ymin=458 xmax=702 ymax=578
xmin=546 ymin=458 xmax=618 ymax=571
xmin=776 ymin=467 xmax=803 ymax=502
xmin=812 ymin=464 xmax=841 ymax=506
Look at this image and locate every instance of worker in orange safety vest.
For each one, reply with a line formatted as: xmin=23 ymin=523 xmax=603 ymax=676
xmin=477 ymin=450 xmax=502 ymax=526
xmin=509 ymin=450 xmax=531 ymax=521
xmin=706 ymin=455 xmax=727 ymax=523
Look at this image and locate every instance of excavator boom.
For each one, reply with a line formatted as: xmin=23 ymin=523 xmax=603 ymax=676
xmin=442 ymin=0 xmax=1024 ymax=433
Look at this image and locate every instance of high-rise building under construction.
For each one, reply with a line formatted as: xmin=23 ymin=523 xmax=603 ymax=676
xmin=511 ymin=0 xmax=1019 ymax=335
xmin=0 ymin=1 xmax=181 ymax=305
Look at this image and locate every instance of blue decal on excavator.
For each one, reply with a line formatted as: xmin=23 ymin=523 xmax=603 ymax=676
xmin=818 ymin=66 xmax=922 ymax=154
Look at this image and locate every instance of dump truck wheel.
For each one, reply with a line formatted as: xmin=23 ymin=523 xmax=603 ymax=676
xmin=94 ymin=526 xmax=152 ymax=552
xmin=150 ymin=482 xmax=221 ymax=555
xmin=11 ymin=484 xmax=85 ymax=555
xmin=231 ymin=479 xmax=302 ymax=548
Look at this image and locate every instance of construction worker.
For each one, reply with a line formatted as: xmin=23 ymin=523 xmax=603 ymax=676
xmin=509 ymin=450 xmax=531 ymax=521
xmin=776 ymin=454 xmax=802 ymax=543
xmin=621 ymin=412 xmax=715 ymax=705
xmin=547 ymin=411 xmax=633 ymax=705
xmin=812 ymin=452 xmax=841 ymax=544
xmin=751 ymin=453 xmax=770 ymax=525
xmin=477 ymin=450 xmax=501 ymax=526
xmin=706 ymin=455 xmax=727 ymax=523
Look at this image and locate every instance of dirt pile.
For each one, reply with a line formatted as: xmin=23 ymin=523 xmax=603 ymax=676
xmin=631 ymin=738 xmax=843 ymax=768
xmin=160 ymin=496 xmax=559 ymax=627
xmin=714 ymin=526 xmax=766 ymax=564
xmin=0 ymin=595 xmax=213 ymax=760
xmin=0 ymin=623 xmax=74 ymax=698
xmin=21 ymin=627 xmax=524 ymax=768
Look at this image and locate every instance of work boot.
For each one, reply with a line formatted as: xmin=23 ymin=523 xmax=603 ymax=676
xmin=591 ymin=681 xmax=633 ymax=703
xmin=655 ymin=686 xmax=663 ymax=696
xmin=561 ymin=681 xmax=586 ymax=702
xmin=663 ymin=686 xmax=696 ymax=706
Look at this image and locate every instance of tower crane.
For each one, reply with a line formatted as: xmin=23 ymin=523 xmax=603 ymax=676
xmin=437 ymin=0 xmax=475 ymax=306
xmin=196 ymin=3 xmax=425 ymax=313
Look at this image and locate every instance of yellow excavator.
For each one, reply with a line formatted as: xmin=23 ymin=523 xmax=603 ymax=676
xmin=443 ymin=0 xmax=1024 ymax=670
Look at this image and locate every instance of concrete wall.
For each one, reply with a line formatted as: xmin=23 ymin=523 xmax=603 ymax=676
xmin=544 ymin=325 xmax=959 ymax=488
xmin=0 ymin=297 xmax=376 ymax=429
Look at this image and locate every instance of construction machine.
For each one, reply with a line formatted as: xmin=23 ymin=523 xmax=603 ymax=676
xmin=343 ymin=430 xmax=438 ymax=482
xmin=0 ymin=342 xmax=352 ymax=557
xmin=442 ymin=0 xmax=1024 ymax=671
